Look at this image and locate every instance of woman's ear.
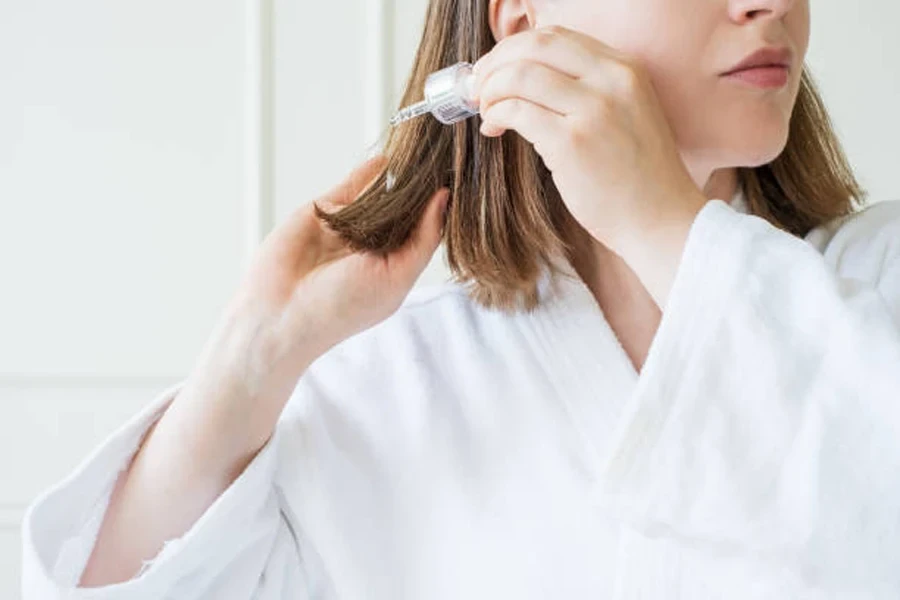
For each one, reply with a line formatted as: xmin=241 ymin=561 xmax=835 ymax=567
xmin=488 ymin=0 xmax=537 ymax=42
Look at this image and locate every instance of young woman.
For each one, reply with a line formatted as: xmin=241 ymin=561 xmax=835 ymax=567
xmin=23 ymin=0 xmax=900 ymax=598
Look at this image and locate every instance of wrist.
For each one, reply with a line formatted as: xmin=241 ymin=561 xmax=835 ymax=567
xmin=614 ymin=195 xmax=706 ymax=308
xmin=178 ymin=312 xmax=314 ymax=459
xmin=193 ymin=303 xmax=315 ymax=400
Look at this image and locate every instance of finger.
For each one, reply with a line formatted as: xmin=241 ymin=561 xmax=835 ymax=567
xmin=473 ymin=26 xmax=599 ymax=89
xmin=476 ymin=60 xmax=590 ymax=117
xmin=390 ymin=188 xmax=450 ymax=278
xmin=323 ymin=154 xmax=388 ymax=209
xmin=479 ymin=98 xmax=565 ymax=158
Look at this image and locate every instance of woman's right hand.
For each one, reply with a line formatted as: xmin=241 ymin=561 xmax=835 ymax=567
xmin=219 ymin=155 xmax=450 ymax=400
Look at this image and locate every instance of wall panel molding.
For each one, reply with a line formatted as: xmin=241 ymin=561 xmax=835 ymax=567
xmin=0 ymin=375 xmax=182 ymax=390
xmin=244 ymin=0 xmax=276 ymax=261
xmin=363 ymin=0 xmax=394 ymax=154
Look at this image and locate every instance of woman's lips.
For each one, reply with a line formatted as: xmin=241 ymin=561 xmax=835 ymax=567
xmin=722 ymin=65 xmax=789 ymax=88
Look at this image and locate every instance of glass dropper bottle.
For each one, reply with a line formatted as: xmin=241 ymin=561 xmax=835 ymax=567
xmin=390 ymin=62 xmax=480 ymax=126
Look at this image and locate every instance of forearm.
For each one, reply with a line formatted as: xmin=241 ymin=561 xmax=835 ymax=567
xmin=78 ymin=311 xmax=316 ymax=587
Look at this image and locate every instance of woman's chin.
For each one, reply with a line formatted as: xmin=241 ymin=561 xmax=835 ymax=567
xmin=683 ymin=122 xmax=790 ymax=172
xmin=725 ymin=130 xmax=791 ymax=169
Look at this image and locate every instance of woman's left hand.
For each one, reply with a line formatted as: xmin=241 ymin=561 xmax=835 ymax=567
xmin=472 ymin=25 xmax=710 ymax=307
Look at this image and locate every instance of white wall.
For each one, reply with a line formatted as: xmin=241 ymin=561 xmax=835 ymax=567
xmin=1 ymin=1 xmax=898 ymax=596
xmin=806 ymin=1 xmax=900 ymax=203
xmin=0 ymin=0 xmax=253 ymax=594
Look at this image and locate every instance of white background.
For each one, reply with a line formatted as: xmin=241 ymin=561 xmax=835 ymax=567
xmin=1 ymin=1 xmax=898 ymax=595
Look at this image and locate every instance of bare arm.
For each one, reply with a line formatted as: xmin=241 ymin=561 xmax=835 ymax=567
xmin=78 ymin=310 xmax=314 ymax=586
xmin=75 ymin=155 xmax=449 ymax=587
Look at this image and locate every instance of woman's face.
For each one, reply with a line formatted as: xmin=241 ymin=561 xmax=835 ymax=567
xmin=532 ymin=0 xmax=810 ymax=181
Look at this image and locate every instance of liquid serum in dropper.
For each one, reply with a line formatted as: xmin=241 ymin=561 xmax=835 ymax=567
xmin=390 ymin=62 xmax=480 ymax=126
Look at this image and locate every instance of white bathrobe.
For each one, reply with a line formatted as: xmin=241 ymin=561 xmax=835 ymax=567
xmin=21 ymin=190 xmax=900 ymax=599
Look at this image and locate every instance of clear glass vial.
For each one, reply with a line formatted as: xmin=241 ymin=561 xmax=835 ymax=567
xmin=390 ymin=62 xmax=479 ymax=126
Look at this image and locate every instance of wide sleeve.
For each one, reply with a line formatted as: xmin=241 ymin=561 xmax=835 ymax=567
xmin=595 ymin=199 xmax=900 ymax=593
xmin=20 ymin=380 xmax=310 ymax=599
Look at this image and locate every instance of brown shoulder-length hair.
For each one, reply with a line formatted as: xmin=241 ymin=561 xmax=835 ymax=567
xmin=316 ymin=0 xmax=866 ymax=313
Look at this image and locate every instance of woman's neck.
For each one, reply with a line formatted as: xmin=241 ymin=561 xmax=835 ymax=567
xmin=565 ymin=167 xmax=739 ymax=371
xmin=702 ymin=168 xmax=740 ymax=204
xmin=571 ymin=167 xmax=739 ymax=308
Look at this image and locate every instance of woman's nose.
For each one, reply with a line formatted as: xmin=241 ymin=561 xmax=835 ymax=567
xmin=727 ymin=0 xmax=796 ymax=24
